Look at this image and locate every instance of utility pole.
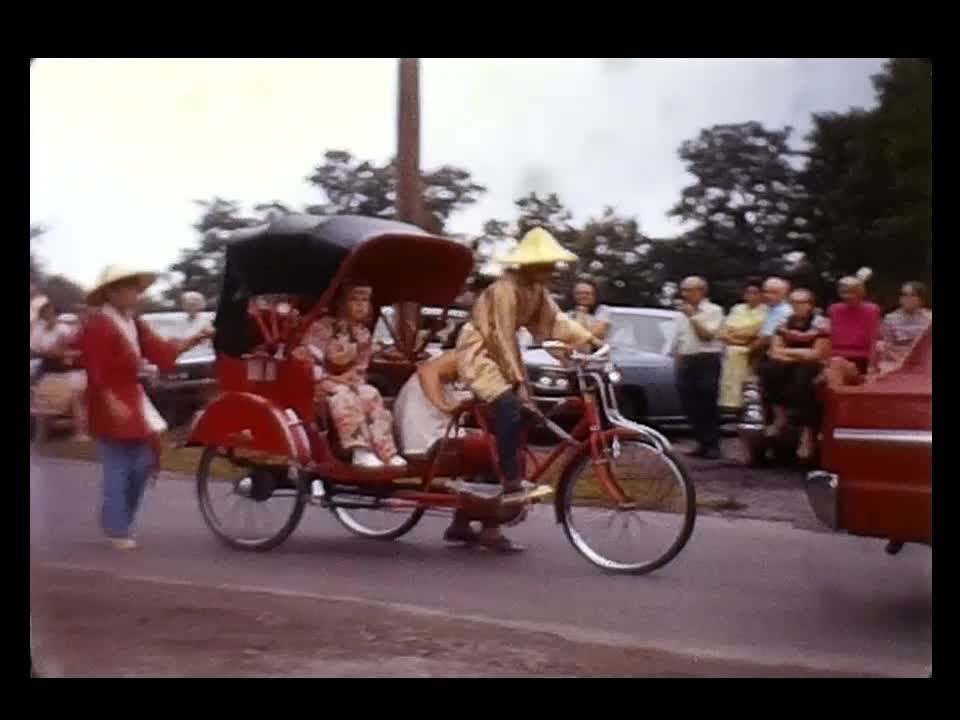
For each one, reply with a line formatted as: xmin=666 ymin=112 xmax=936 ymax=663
xmin=395 ymin=58 xmax=423 ymax=354
xmin=396 ymin=58 xmax=423 ymax=227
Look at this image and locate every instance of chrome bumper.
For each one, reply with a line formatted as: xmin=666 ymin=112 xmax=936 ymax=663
xmin=804 ymin=470 xmax=839 ymax=530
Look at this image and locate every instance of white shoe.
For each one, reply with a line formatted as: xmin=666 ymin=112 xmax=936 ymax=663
xmin=352 ymin=449 xmax=385 ymax=469
xmin=387 ymin=456 xmax=408 ymax=469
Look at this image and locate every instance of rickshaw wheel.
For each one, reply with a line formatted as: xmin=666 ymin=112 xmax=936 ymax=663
xmin=558 ymin=440 xmax=696 ymax=575
xmin=196 ymin=446 xmax=308 ymax=552
xmin=329 ymin=493 xmax=425 ymax=541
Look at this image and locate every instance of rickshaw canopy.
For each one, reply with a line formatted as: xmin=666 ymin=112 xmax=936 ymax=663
xmin=213 ymin=214 xmax=474 ymax=357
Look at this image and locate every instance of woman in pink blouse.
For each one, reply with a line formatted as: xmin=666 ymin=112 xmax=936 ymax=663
xmin=827 ymin=277 xmax=881 ymax=375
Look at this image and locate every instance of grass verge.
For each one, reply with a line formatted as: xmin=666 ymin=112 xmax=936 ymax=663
xmin=34 ymin=435 xmax=746 ymax=512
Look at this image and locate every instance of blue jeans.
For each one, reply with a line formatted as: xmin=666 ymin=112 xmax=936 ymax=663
xmin=97 ymin=439 xmax=155 ymax=539
xmin=491 ymin=391 xmax=524 ymax=491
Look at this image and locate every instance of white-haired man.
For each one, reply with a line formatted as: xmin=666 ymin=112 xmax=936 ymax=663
xmin=178 ymin=291 xmax=213 ymax=340
xmin=672 ymin=276 xmax=725 ymax=459
xmin=753 ymin=277 xmax=792 ymax=354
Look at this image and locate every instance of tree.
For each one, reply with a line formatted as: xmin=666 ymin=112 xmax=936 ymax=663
xmin=668 ymin=122 xmax=809 ymax=307
xmin=164 ymin=197 xmax=260 ymax=303
xmin=799 ymin=58 xmax=931 ymax=307
xmin=571 ymin=207 xmax=663 ymax=307
xmin=42 ymin=274 xmax=87 ymax=312
xmin=305 ymin=150 xmax=486 ymax=232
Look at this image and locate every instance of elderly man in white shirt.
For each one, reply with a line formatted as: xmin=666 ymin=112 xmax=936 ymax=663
xmin=179 ymin=291 xmax=213 ymax=338
xmin=672 ymin=276 xmax=726 ymax=459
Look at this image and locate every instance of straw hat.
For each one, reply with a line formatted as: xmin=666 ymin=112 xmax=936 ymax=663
xmin=497 ymin=227 xmax=577 ymax=267
xmin=88 ymin=265 xmax=157 ymax=305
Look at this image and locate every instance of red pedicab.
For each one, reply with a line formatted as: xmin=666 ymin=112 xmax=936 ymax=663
xmin=187 ymin=214 xmax=696 ymax=574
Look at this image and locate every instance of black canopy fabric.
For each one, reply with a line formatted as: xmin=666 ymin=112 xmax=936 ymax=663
xmin=212 ymin=214 xmax=453 ymax=357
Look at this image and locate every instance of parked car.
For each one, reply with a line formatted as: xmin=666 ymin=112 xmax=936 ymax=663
xmin=140 ymin=311 xmax=218 ymax=426
xmin=524 ymin=306 xmax=737 ymax=430
xmin=524 ymin=306 xmax=682 ymax=427
xmin=804 ymin=325 xmax=931 ymax=554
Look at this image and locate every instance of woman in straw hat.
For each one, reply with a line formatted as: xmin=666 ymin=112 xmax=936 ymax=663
xmin=451 ymin=227 xmax=605 ymax=552
xmin=81 ymin=265 xmax=213 ymax=550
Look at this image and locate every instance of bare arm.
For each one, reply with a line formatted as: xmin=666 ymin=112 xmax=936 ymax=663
xmin=684 ymin=304 xmax=723 ymax=342
xmin=417 ymin=352 xmax=461 ymax=415
xmin=777 ymin=337 xmax=831 ymax=363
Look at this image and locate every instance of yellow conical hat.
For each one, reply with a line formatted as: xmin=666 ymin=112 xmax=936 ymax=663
xmin=496 ymin=227 xmax=577 ymax=267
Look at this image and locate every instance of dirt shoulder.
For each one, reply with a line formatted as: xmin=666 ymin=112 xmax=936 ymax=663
xmin=31 ymin=566 xmax=878 ymax=678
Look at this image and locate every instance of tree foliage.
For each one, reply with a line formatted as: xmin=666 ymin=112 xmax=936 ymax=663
xmin=156 ymin=60 xmax=928 ymax=313
xmin=667 ymin=122 xmax=808 ymax=307
xmin=304 ymin=150 xmax=486 ymax=232
xmin=799 ymin=58 xmax=931 ymax=306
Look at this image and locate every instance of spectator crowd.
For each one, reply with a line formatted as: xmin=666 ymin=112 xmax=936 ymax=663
xmin=667 ymin=272 xmax=931 ymax=462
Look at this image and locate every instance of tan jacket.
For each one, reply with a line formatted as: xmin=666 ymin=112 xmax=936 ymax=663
xmin=456 ymin=273 xmax=597 ymax=402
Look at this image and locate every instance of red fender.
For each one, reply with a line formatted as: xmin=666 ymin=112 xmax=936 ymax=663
xmin=187 ymin=392 xmax=311 ymax=465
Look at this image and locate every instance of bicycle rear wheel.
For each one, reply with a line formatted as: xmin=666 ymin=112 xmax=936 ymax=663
xmin=559 ymin=439 xmax=695 ymax=575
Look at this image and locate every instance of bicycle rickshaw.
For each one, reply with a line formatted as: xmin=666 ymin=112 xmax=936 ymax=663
xmin=187 ymin=214 xmax=696 ymax=574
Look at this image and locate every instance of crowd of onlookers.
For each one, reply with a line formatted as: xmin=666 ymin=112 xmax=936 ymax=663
xmin=669 ymin=274 xmax=931 ymax=462
xmin=29 ymin=285 xmax=90 ymax=440
xmin=32 ymin=268 xmax=932 ymax=471
xmin=29 ymin=285 xmax=213 ymax=441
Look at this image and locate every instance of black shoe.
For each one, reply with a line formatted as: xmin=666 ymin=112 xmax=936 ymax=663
xmin=701 ymin=446 xmax=723 ymax=460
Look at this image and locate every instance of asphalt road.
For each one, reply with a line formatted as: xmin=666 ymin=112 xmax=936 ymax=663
xmin=30 ymin=456 xmax=932 ymax=677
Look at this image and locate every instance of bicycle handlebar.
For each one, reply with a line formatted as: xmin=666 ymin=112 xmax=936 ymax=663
xmin=541 ymin=341 xmax=611 ymax=364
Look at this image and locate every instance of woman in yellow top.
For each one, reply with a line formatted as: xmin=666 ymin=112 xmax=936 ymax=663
xmin=718 ymin=279 xmax=768 ymax=410
xmin=455 ymin=227 xmax=604 ymax=552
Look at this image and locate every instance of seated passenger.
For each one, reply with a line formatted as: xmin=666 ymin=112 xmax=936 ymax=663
xmin=393 ymin=332 xmax=473 ymax=459
xmin=760 ymin=289 xmax=831 ymax=460
xmin=303 ymin=282 xmax=407 ymax=470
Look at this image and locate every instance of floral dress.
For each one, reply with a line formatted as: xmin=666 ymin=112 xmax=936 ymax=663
xmin=303 ymin=316 xmax=400 ymax=461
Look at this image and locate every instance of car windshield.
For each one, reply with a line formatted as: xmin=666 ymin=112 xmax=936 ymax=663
xmin=604 ymin=311 xmax=676 ymax=355
xmin=373 ymin=306 xmax=468 ymax=347
xmin=141 ymin=312 xmax=215 ymax=360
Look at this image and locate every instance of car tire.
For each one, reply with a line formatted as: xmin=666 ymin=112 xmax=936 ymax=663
xmin=614 ymin=388 xmax=646 ymax=423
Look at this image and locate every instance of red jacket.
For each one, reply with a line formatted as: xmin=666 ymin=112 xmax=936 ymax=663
xmin=81 ymin=310 xmax=180 ymax=441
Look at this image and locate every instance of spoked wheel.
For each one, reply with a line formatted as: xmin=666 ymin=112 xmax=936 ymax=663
xmin=328 ymin=486 xmax=426 ymax=541
xmin=559 ymin=439 xmax=696 ymax=575
xmin=196 ymin=446 xmax=308 ymax=551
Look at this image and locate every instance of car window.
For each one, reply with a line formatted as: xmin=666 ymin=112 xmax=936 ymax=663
xmin=374 ymin=306 xmax=470 ymax=348
xmin=606 ymin=312 xmax=677 ymax=355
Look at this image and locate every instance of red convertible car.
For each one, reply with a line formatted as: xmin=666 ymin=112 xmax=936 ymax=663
xmin=805 ymin=324 xmax=932 ymax=554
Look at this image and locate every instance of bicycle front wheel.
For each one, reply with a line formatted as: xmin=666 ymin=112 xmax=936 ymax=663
xmin=559 ymin=440 xmax=695 ymax=575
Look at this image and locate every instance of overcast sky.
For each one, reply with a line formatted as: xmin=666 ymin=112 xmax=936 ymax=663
xmin=30 ymin=58 xmax=885 ymax=289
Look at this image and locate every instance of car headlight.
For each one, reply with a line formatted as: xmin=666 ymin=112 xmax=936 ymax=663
xmin=607 ymin=370 xmax=623 ymax=385
xmin=555 ymin=377 xmax=570 ymax=391
xmin=536 ymin=376 xmax=555 ymax=389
